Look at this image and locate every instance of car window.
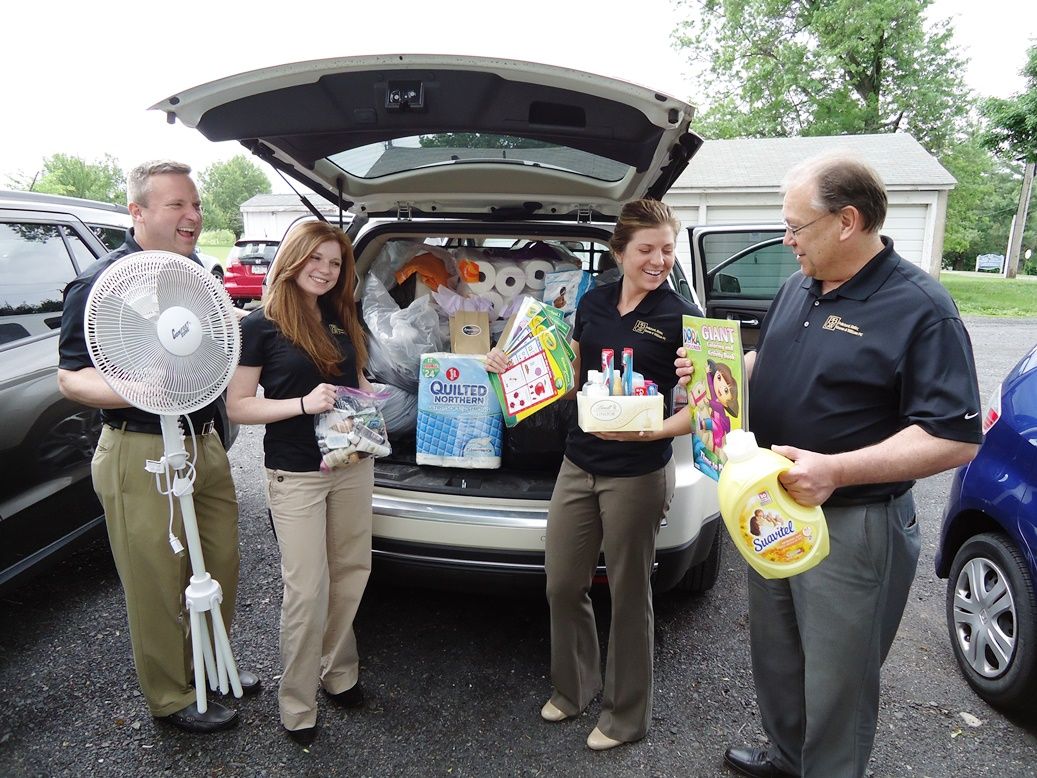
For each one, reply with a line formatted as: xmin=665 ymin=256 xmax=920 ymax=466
xmin=64 ymin=227 xmax=98 ymax=270
xmin=701 ymin=231 xmax=794 ymax=299
xmin=0 ymin=221 xmax=80 ymax=344
xmin=88 ymin=224 xmax=126 ymax=251
xmin=329 ymin=134 xmax=630 ymax=182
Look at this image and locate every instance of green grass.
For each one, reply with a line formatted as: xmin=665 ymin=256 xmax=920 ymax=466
xmin=197 ymin=244 xmax=231 ymax=263
xmin=939 ymin=272 xmax=1037 ymax=317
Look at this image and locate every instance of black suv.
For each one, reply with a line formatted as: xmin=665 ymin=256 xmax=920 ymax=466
xmin=0 ymin=196 xmax=235 ymax=593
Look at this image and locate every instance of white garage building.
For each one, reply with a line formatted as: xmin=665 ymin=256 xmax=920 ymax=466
xmin=241 ymin=133 xmax=954 ymax=276
xmin=240 ymin=193 xmax=344 ymax=241
xmin=666 ymin=133 xmax=954 ymax=276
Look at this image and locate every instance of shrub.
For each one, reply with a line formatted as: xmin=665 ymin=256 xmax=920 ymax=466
xmin=198 ymin=229 xmax=234 ymax=247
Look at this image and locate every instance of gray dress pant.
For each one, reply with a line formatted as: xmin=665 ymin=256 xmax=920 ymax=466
xmin=748 ymin=492 xmax=920 ymax=778
xmin=544 ymin=455 xmax=675 ymax=743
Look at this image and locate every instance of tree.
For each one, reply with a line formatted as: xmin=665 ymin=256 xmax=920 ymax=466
xmin=940 ymin=132 xmax=1020 ymax=269
xmin=28 ymin=153 xmax=125 ymax=203
xmin=981 ymin=45 xmax=1037 ymax=278
xmin=417 ymin=134 xmax=550 ymax=149
xmin=198 ymin=155 xmax=271 ymax=238
xmin=673 ymin=0 xmax=971 ymax=154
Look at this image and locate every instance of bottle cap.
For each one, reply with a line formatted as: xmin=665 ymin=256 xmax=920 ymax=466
xmin=722 ymin=428 xmax=758 ymax=462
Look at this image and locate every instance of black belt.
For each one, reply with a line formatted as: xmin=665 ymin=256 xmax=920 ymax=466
xmin=105 ymin=419 xmax=217 ymax=436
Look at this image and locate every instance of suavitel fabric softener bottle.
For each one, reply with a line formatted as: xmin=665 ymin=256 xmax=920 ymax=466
xmin=718 ymin=429 xmax=829 ymax=579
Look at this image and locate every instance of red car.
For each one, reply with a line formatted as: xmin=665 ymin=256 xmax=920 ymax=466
xmin=223 ymin=238 xmax=279 ymax=306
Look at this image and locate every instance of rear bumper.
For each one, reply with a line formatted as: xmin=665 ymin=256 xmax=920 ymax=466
xmin=223 ymin=276 xmax=263 ymax=300
xmin=370 ymin=487 xmax=722 ymax=593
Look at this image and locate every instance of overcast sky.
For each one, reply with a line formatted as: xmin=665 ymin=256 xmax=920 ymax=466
xmin=2 ymin=0 xmax=1034 ymax=193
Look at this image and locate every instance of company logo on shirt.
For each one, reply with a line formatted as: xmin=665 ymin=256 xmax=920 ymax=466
xmin=822 ymin=315 xmax=863 ymax=337
xmin=632 ymin=320 xmax=666 ymax=340
xmin=329 ymin=324 xmax=346 ymax=335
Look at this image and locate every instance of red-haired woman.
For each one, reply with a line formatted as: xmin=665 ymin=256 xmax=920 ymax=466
xmin=227 ymin=220 xmax=372 ymax=747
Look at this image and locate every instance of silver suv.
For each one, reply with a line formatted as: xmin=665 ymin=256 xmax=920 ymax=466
xmin=155 ymin=55 xmax=722 ymax=594
xmin=0 ymin=193 xmax=235 ymax=592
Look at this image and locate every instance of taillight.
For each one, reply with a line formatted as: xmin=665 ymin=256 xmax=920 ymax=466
xmin=982 ymin=383 xmax=1002 ymax=435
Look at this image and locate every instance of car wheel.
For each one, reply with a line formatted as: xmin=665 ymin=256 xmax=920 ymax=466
xmin=233 ymin=298 xmax=246 ymax=308
xmin=212 ymin=267 xmax=224 ymax=283
xmin=671 ymin=527 xmax=722 ymax=595
xmin=946 ymin=532 xmax=1037 ymax=710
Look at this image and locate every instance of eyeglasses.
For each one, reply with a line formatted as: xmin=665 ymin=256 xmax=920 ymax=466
xmin=783 ymin=212 xmax=834 ymax=237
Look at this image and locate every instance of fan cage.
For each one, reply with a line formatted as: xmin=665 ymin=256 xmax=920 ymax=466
xmin=85 ymin=251 xmax=241 ymax=416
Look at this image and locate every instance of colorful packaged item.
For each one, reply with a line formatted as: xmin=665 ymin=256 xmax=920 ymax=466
xmin=682 ymin=314 xmax=746 ymax=480
xmin=718 ymin=429 xmax=829 ymax=579
xmin=489 ymin=296 xmax=576 ymax=427
xmin=541 ymin=267 xmax=593 ymax=319
xmin=417 ymin=353 xmax=503 ymax=468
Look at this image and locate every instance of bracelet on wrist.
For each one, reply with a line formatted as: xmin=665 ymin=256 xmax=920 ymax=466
xmin=300 ymin=396 xmax=307 ymax=415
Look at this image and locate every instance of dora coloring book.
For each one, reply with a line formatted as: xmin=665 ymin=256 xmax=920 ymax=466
xmin=682 ymin=315 xmax=746 ymax=481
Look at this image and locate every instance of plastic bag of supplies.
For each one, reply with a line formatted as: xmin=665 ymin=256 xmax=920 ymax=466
xmin=315 ymin=386 xmax=392 ymax=472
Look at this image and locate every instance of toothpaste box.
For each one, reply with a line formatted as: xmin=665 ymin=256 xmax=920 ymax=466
xmin=576 ymin=392 xmax=663 ymax=433
xmin=417 ymin=353 xmax=503 ymax=468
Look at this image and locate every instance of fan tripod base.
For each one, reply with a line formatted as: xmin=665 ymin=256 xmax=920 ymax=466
xmin=186 ymin=572 xmax=243 ymax=712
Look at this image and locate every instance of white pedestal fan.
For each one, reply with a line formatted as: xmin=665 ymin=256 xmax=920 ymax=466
xmin=85 ymin=250 xmax=242 ymax=712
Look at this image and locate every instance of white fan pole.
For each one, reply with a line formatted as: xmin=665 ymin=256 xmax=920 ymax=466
xmin=160 ymin=415 xmax=243 ymax=712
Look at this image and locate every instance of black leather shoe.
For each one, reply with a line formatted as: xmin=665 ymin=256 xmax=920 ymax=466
xmin=210 ymin=669 xmax=262 ymax=698
xmin=723 ymin=746 xmax=797 ymax=778
xmin=285 ymin=725 xmax=318 ymax=747
xmin=158 ymin=701 xmax=239 ymax=734
xmin=325 ymin=682 xmax=364 ymax=708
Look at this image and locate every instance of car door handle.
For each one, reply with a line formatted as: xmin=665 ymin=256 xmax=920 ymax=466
xmin=728 ymin=315 xmax=760 ymax=327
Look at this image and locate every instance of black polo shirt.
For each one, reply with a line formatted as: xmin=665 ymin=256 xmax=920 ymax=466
xmin=58 ymin=231 xmax=218 ymax=429
xmin=239 ymin=308 xmax=360 ymax=472
xmin=565 ymin=279 xmax=702 ymax=477
xmin=750 ymin=238 xmax=982 ymax=505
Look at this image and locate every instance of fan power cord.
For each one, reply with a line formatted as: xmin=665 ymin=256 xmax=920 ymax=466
xmin=144 ymin=416 xmax=201 ymax=557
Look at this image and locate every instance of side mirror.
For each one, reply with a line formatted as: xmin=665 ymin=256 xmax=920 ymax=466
xmin=713 ymin=273 xmax=741 ymax=294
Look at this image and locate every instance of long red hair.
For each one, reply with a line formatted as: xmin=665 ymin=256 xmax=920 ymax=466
xmin=264 ymin=221 xmax=367 ymax=378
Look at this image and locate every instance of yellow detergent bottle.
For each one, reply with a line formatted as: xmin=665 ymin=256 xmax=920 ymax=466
xmin=718 ymin=429 xmax=829 ymax=579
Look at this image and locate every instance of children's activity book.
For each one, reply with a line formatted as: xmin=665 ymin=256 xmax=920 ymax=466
xmin=489 ymin=296 xmax=577 ymax=427
xmin=682 ymin=315 xmax=746 ymax=481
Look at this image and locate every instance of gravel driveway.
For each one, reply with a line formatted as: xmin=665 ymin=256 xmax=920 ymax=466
xmin=1 ymin=317 xmax=1036 ymax=777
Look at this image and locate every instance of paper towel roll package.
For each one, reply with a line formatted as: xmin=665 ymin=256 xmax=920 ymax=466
xmin=493 ymin=262 xmax=526 ymax=296
xmin=465 ymin=260 xmax=497 ymax=294
xmin=524 ymin=259 xmax=555 ymax=290
xmin=485 ymin=290 xmax=506 ymax=320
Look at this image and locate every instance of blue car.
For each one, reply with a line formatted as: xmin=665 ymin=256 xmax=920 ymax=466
xmin=936 ymin=341 xmax=1037 ymax=710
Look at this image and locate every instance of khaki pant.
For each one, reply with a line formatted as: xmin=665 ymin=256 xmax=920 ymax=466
xmin=265 ymin=458 xmax=373 ymax=731
xmin=544 ymin=456 xmax=674 ymax=743
xmin=92 ymin=425 xmax=240 ymax=717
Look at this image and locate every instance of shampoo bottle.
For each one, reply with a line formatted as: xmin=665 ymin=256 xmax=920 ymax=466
xmin=717 ymin=429 xmax=829 ymax=579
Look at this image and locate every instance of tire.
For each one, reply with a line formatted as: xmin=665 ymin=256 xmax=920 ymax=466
xmin=233 ymin=298 xmax=246 ymax=308
xmin=945 ymin=532 xmax=1037 ymax=710
xmin=672 ymin=527 xmax=722 ymax=595
xmin=212 ymin=267 xmax=224 ymax=283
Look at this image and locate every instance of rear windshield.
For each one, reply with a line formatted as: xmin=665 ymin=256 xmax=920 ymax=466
xmin=328 ymin=134 xmax=629 ymax=182
xmin=232 ymin=242 xmax=278 ymax=261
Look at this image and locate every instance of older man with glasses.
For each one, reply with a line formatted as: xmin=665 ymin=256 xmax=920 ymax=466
xmin=678 ymin=152 xmax=983 ymax=778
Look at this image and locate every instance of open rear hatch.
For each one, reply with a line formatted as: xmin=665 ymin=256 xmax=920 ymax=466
xmin=152 ymin=54 xmax=701 ymax=220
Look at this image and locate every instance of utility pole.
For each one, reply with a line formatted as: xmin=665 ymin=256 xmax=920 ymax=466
xmin=1005 ymin=161 xmax=1036 ymax=279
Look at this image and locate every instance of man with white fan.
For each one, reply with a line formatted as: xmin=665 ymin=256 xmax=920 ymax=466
xmin=57 ymin=160 xmax=259 ymax=734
